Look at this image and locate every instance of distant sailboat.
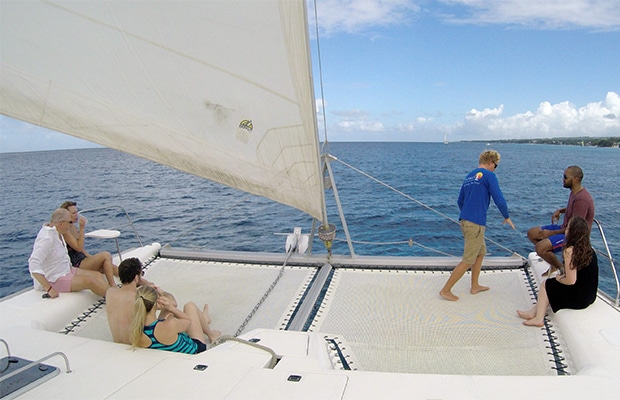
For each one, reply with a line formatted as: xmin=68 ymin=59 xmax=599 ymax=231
xmin=443 ymin=134 xmax=448 ymax=144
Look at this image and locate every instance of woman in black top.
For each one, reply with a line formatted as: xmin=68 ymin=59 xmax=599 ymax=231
xmin=518 ymin=216 xmax=598 ymax=327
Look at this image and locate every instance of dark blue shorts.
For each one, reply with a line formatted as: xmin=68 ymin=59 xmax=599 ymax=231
xmin=192 ymin=338 xmax=207 ymax=354
xmin=542 ymin=224 xmax=564 ymax=253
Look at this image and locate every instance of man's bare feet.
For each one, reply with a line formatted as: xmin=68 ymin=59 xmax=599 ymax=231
xmin=439 ymin=290 xmax=459 ymax=301
xmin=471 ymin=285 xmax=489 ymax=294
xmin=523 ymin=318 xmax=544 ymax=327
xmin=517 ymin=310 xmax=535 ymax=320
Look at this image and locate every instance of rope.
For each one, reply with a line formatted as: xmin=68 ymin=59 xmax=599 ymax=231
xmin=332 ymin=237 xmax=456 ymax=257
xmin=211 ymin=335 xmax=279 ymax=369
xmin=332 ymin=157 xmax=521 ymax=257
xmin=233 ymin=248 xmax=294 ymax=337
xmin=335 ymin=157 xmax=457 ymax=223
xmin=312 ymin=0 xmax=329 ymax=148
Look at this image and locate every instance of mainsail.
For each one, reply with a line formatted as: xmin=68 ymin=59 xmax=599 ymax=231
xmin=0 ymin=1 xmax=325 ymax=220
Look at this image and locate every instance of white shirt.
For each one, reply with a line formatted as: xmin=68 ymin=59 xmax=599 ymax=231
xmin=28 ymin=225 xmax=72 ymax=290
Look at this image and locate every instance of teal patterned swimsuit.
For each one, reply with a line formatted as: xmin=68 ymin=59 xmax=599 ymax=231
xmin=143 ymin=319 xmax=202 ymax=354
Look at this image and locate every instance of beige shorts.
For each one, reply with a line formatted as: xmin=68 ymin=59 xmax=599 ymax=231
xmin=461 ymin=220 xmax=486 ymax=265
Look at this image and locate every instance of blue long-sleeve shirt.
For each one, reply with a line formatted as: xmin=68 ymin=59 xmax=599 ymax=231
xmin=458 ymin=168 xmax=509 ymax=226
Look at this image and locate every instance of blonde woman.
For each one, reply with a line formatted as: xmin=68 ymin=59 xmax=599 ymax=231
xmin=129 ymin=285 xmax=220 ymax=353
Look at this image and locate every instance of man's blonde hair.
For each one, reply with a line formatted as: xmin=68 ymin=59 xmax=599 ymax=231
xmin=479 ymin=150 xmax=500 ymax=165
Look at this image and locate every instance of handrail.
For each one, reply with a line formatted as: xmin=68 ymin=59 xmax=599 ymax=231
xmin=0 ymin=351 xmax=72 ymax=383
xmin=592 ymin=219 xmax=619 ymax=307
xmin=0 ymin=339 xmax=10 ymax=373
xmin=80 ymin=205 xmax=143 ymax=247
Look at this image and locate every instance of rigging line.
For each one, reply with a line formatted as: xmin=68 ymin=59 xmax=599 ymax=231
xmin=333 ymin=156 xmax=521 ymax=257
xmin=334 ymin=157 xmax=459 ymax=224
xmin=312 ymin=0 xmax=329 ymax=149
xmin=233 ymin=247 xmax=295 ymax=337
xmin=332 ymin=237 xmax=457 ymax=257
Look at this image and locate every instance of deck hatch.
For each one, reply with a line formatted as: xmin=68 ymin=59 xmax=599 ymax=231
xmin=0 ymin=356 xmax=59 ymax=400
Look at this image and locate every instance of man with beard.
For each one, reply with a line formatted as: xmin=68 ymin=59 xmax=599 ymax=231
xmin=527 ymin=165 xmax=595 ymax=276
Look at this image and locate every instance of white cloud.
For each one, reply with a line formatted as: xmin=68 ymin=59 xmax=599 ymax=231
xmin=311 ymin=0 xmax=420 ymax=35
xmin=441 ymin=0 xmax=620 ymax=30
xmin=329 ymin=108 xmax=385 ymax=132
xmin=324 ymin=92 xmax=620 ymax=140
xmin=465 ymin=104 xmax=504 ymax=120
xmin=457 ymin=91 xmax=620 ymax=138
xmin=310 ymin=0 xmax=620 ymax=34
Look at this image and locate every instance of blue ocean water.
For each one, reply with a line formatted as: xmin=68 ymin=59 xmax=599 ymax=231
xmin=1 ymin=142 xmax=618 ymax=298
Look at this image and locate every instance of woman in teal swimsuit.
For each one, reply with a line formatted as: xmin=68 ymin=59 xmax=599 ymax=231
xmin=129 ymin=285 xmax=221 ymax=354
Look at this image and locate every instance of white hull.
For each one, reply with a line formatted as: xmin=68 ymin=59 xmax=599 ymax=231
xmin=2 ymin=2 xmax=619 ymax=398
xmin=2 ymin=246 xmax=619 ymax=399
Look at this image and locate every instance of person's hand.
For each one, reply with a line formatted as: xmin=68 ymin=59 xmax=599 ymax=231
xmin=48 ymin=287 xmax=59 ymax=298
xmin=551 ymin=209 xmax=562 ymax=224
xmin=156 ymin=295 xmax=170 ymax=310
xmin=78 ymin=215 xmax=87 ymax=229
xmin=503 ymin=218 xmax=516 ymax=230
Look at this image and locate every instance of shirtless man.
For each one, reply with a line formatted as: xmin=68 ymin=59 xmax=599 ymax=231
xmin=106 ymin=258 xmax=168 ymax=344
xmin=106 ymin=258 xmax=218 ymax=344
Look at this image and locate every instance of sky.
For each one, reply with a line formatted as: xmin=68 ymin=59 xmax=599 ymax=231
xmin=1 ymin=0 xmax=619 ymax=152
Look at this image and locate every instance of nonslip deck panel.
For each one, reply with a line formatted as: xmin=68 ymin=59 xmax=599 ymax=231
xmin=65 ymin=257 xmax=565 ymax=376
xmin=68 ymin=258 xmax=318 ymax=340
xmin=307 ymin=268 xmax=560 ymax=375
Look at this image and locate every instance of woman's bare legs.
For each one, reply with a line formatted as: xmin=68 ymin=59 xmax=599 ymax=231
xmin=78 ymin=251 xmax=116 ymax=287
xmin=183 ymin=302 xmax=221 ymax=343
xmin=517 ymin=280 xmax=550 ymax=327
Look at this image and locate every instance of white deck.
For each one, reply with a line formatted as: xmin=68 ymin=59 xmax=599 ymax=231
xmin=1 ymin=247 xmax=619 ymax=399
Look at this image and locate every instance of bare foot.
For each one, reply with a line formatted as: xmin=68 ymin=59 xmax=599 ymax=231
xmin=541 ymin=267 xmax=556 ymax=277
xmin=207 ymin=330 xmax=221 ymax=343
xmin=517 ymin=310 xmax=535 ymax=320
xmin=523 ymin=318 xmax=544 ymax=327
xmin=202 ymin=304 xmax=211 ymax=325
xmin=439 ymin=290 xmax=459 ymax=301
xmin=471 ymin=285 xmax=490 ymax=294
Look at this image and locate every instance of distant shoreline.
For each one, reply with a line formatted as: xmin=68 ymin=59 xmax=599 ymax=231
xmin=2 ymin=138 xmax=619 ymax=155
xmin=466 ymin=137 xmax=620 ymax=148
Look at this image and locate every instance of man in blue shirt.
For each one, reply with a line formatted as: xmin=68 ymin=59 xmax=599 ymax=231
xmin=440 ymin=150 xmax=515 ymax=301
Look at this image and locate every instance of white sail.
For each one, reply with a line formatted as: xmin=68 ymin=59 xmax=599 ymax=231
xmin=0 ymin=0 xmax=325 ymax=220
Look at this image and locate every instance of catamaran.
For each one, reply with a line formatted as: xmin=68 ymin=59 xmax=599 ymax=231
xmin=1 ymin=1 xmax=619 ymax=399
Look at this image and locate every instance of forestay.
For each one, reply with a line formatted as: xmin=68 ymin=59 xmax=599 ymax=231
xmin=0 ymin=1 xmax=324 ymax=219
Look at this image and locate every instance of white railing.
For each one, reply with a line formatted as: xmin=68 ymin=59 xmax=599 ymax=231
xmin=593 ymin=219 xmax=619 ymax=307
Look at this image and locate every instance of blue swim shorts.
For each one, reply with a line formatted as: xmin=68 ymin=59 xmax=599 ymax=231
xmin=541 ymin=224 xmax=564 ymax=253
